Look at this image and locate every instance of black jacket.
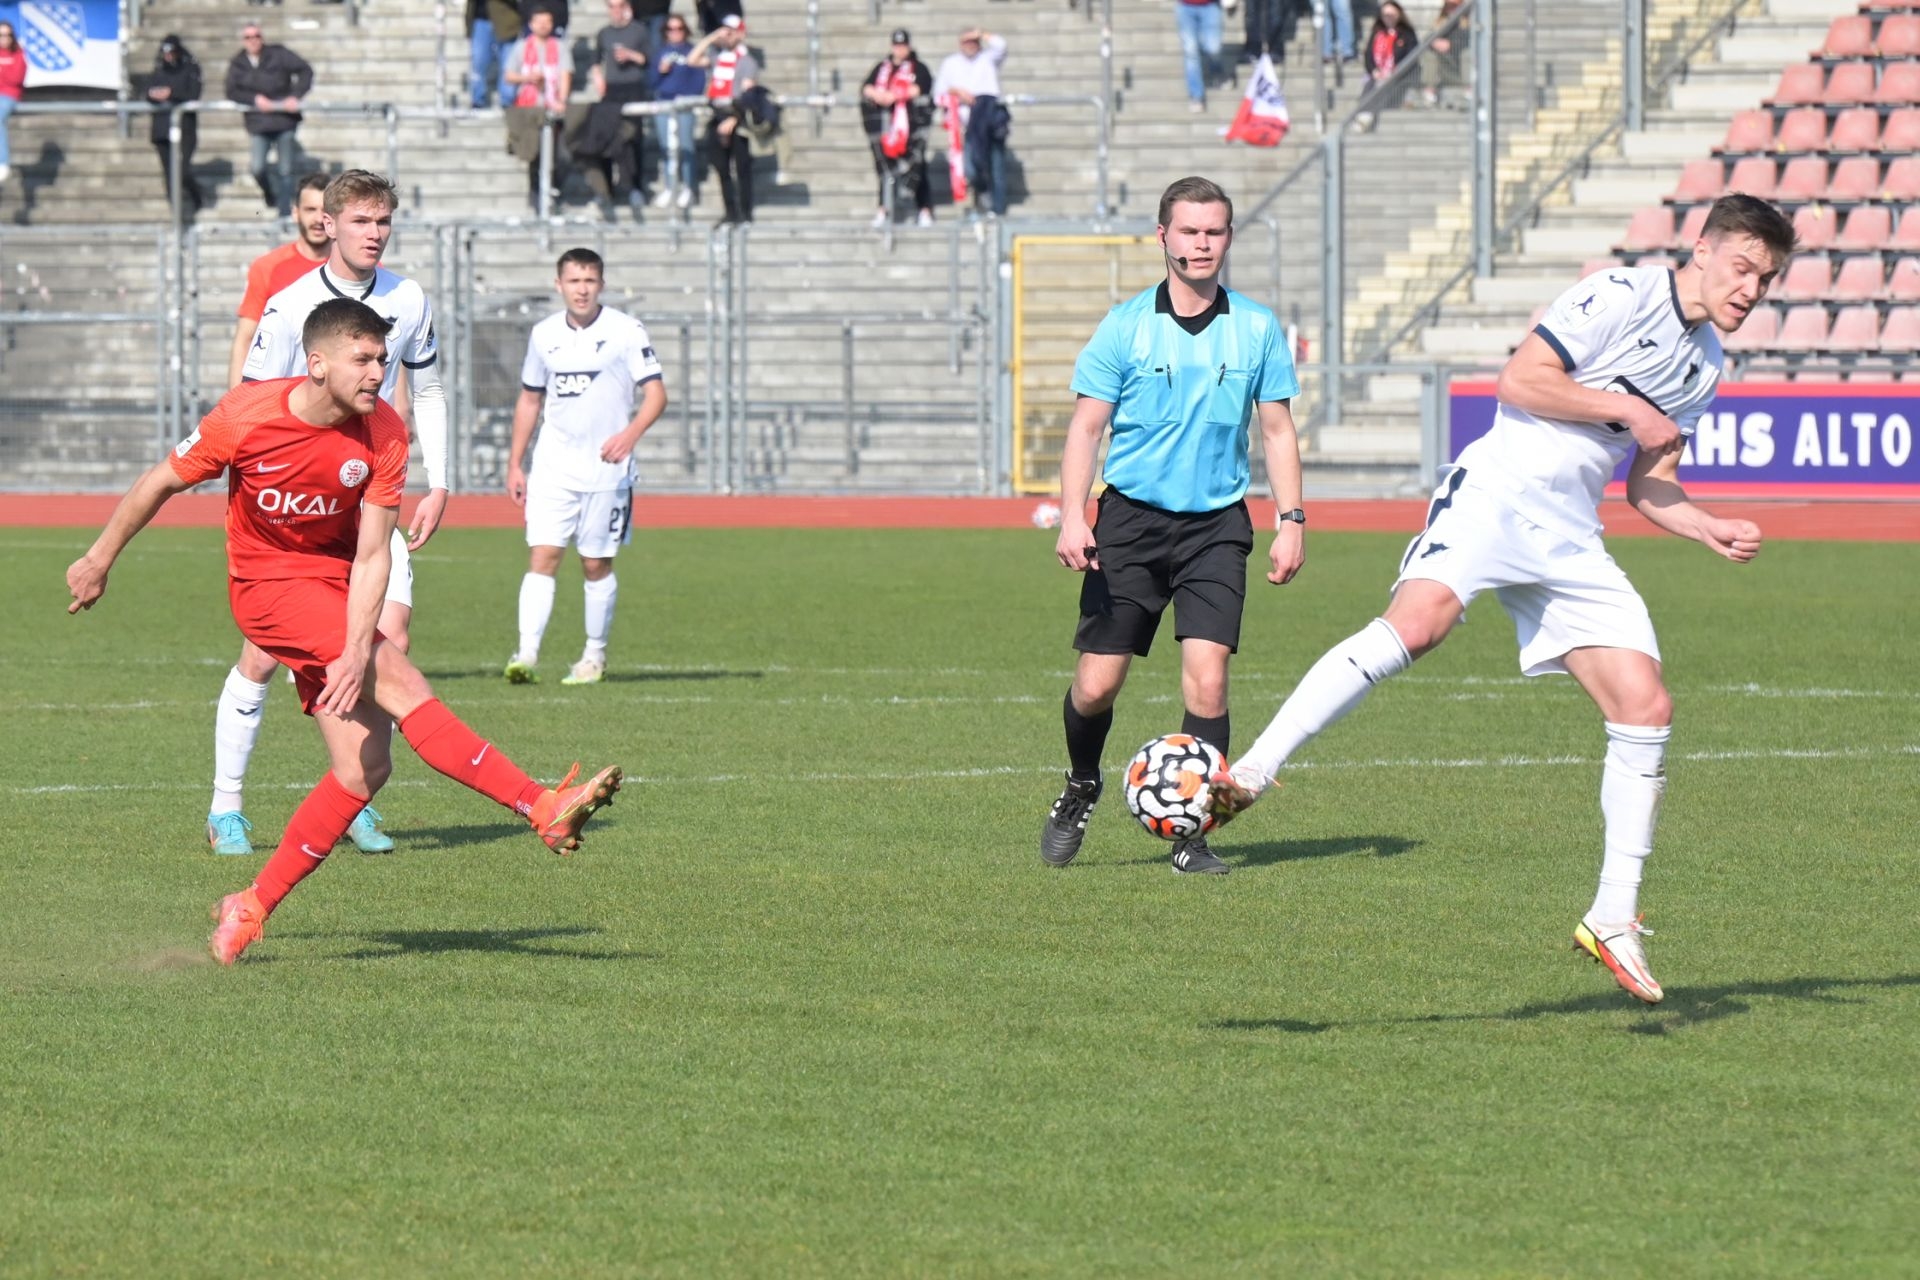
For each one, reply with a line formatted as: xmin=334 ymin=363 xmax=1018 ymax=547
xmin=147 ymin=45 xmax=203 ymax=145
xmin=697 ymin=0 xmax=742 ymax=35
xmin=858 ymin=55 xmax=932 ymax=138
xmin=225 ymin=43 xmax=313 ymax=135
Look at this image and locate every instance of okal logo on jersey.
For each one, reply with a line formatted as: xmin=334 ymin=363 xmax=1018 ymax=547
xmin=339 ymin=458 xmax=370 ymax=488
xmin=553 ymin=370 xmax=600 ymax=398
xmin=256 ymin=488 xmax=342 ymax=515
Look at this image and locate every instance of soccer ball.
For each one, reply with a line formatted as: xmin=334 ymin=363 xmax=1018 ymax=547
xmin=1123 ymin=734 xmax=1227 ymax=841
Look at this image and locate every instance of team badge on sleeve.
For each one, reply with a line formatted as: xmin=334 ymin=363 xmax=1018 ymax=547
xmin=339 ymin=459 xmax=370 ymax=488
xmin=1561 ymin=290 xmax=1608 ymax=326
xmin=174 ymin=428 xmax=202 ymax=457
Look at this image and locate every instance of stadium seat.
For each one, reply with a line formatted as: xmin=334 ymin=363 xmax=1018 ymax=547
xmin=1832 ymin=255 xmax=1889 ymax=299
xmin=1817 ymin=15 xmax=1875 ymax=57
xmin=1876 ymin=305 xmax=1920 ymax=349
xmin=1873 ymin=61 xmax=1920 ymax=105
xmin=1877 ymin=13 xmax=1920 ymax=55
xmin=1775 ymin=255 xmax=1836 ymax=301
xmin=1720 ymin=110 xmax=1776 ymax=154
xmin=1724 ymin=305 xmax=1781 ymax=351
xmin=1892 ymin=208 xmax=1920 ymax=249
xmin=1580 ymin=258 xmax=1623 ymax=279
xmin=1727 ymin=155 xmax=1781 ymax=198
xmin=1885 ymin=155 xmax=1920 ymax=199
xmin=1669 ymin=158 xmax=1727 ymax=202
xmin=1776 ymin=107 xmax=1831 ymax=152
xmin=1826 ymin=155 xmax=1882 ymax=200
xmin=1793 ymin=204 xmax=1838 ymax=250
xmin=1826 ymin=305 xmax=1881 ymax=350
xmin=1778 ymin=305 xmax=1833 ymax=349
xmin=1835 ymin=205 xmax=1894 ymax=249
xmin=1677 ymin=204 xmax=1711 ymax=246
xmin=1773 ymin=155 xmax=1825 ymax=200
xmin=1827 ymin=107 xmax=1882 ymax=152
xmin=1767 ymin=62 xmax=1830 ymax=107
xmin=1825 ymin=60 xmax=1879 ymax=105
xmin=1618 ymin=206 xmax=1677 ymax=252
xmin=1887 ymin=255 xmax=1920 ymax=299
xmin=1637 ymin=255 xmax=1679 ymax=272
xmin=1882 ymin=108 xmax=1920 ymax=150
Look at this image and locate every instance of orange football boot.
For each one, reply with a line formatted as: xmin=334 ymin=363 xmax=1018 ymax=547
xmin=528 ymin=763 xmax=624 ymax=853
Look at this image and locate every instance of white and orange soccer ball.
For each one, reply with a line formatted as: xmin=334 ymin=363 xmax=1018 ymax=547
xmin=1123 ymin=734 xmax=1226 ymax=841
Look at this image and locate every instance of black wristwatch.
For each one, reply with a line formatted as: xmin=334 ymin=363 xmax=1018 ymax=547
xmin=1276 ymin=508 xmax=1306 ymax=526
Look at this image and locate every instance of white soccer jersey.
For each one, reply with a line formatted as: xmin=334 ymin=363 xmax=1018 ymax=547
xmin=241 ymin=263 xmax=438 ymax=401
xmin=1457 ymin=266 xmax=1723 ymax=541
xmin=520 ymin=305 xmax=664 ymax=492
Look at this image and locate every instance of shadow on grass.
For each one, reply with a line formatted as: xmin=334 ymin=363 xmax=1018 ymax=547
xmin=398 ymin=823 xmax=566 ymax=853
xmin=276 ymin=924 xmax=648 ymax=962
xmin=1106 ymin=833 xmax=1421 ymax=869
xmin=419 ymin=667 xmax=763 ymax=684
xmin=1213 ymin=972 xmax=1920 ymax=1036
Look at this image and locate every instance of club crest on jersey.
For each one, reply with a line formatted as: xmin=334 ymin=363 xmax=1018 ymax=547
xmin=339 ymin=458 xmax=370 ymax=488
xmin=553 ymin=370 xmax=600 ymax=398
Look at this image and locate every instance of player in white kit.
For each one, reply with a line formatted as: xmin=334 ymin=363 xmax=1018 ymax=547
xmin=205 ymin=170 xmax=452 ymax=857
xmin=503 ymin=248 xmax=667 ymax=686
xmin=1209 ymin=195 xmax=1798 ymax=1004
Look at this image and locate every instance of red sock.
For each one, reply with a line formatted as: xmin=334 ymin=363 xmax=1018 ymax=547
xmin=254 ymin=772 xmax=369 ymax=914
xmin=400 ymin=698 xmax=546 ymax=816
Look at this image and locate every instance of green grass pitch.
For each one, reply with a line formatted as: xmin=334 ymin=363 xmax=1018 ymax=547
xmin=2 ymin=524 xmax=1916 ymax=1277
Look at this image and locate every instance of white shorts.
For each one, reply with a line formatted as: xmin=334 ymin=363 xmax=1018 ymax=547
xmin=1395 ymin=469 xmax=1660 ymax=678
xmin=384 ymin=528 xmax=414 ymax=610
xmin=524 ymin=478 xmax=634 ymax=559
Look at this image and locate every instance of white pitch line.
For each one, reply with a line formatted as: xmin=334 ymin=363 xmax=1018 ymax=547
xmin=1713 ymin=682 xmax=1920 ymax=701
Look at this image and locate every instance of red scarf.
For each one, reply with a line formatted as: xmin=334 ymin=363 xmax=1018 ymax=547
xmin=1370 ymin=27 xmax=1402 ymax=77
xmin=941 ymin=92 xmax=969 ymax=201
xmin=876 ymin=59 xmax=918 ymax=159
xmin=708 ymin=47 xmax=742 ymax=101
xmin=514 ymin=36 xmax=565 ymax=112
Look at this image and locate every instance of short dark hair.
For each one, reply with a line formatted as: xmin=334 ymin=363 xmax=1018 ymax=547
xmin=1700 ymin=194 xmax=1797 ymax=268
xmin=303 ymin=298 xmax=392 ymax=353
xmin=1157 ymin=176 xmax=1233 ymax=229
xmin=557 ymin=247 xmax=605 ymax=278
xmin=323 ymin=169 xmax=399 ymax=217
xmin=295 ymin=171 xmax=331 ymax=200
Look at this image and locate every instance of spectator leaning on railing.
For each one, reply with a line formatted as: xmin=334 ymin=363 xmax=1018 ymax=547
xmin=649 ymin=12 xmax=703 ymax=209
xmin=225 ymin=22 xmax=313 ymax=217
xmin=147 ymin=34 xmax=207 ymax=217
xmin=932 ymin=26 xmax=1010 ymax=217
xmin=587 ymin=0 xmax=651 ymax=213
xmin=862 ymin=29 xmax=935 ymax=229
xmin=467 ymin=0 xmax=522 ymax=109
xmin=505 ymin=5 xmax=574 ymax=209
xmin=687 ymin=13 xmax=757 ymax=227
xmin=0 ymin=21 xmax=26 ymax=189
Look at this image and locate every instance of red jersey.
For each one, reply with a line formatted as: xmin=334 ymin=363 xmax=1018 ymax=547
xmin=236 ymin=242 xmax=327 ymax=322
xmin=168 ymin=379 xmax=410 ymax=583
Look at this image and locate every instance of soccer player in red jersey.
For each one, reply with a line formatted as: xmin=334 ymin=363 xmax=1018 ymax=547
xmin=227 ymin=170 xmax=331 ymax=389
xmin=66 ymin=299 xmax=623 ymax=966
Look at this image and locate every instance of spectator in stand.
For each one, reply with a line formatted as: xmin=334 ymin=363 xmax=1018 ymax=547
xmin=650 ymin=12 xmax=703 ymax=209
xmin=1322 ymin=0 xmax=1355 ymax=64
xmin=505 ymin=5 xmax=575 ymax=209
xmin=589 ymin=0 xmax=651 ymax=212
xmin=1354 ymin=1 xmax=1417 ymax=131
xmin=1420 ymin=0 xmax=1467 ymax=107
xmin=1242 ymin=0 xmax=1290 ymax=64
xmin=0 ymin=22 xmax=23 ymax=189
xmin=861 ymin=28 xmax=935 ymax=229
xmin=687 ymin=14 xmax=757 ymax=226
xmin=634 ymin=0 xmax=671 ymax=55
xmin=467 ymin=0 xmax=521 ymax=109
xmin=1174 ymin=0 xmax=1225 ymax=113
xmin=932 ymin=27 xmax=1010 ymax=217
xmin=521 ymin=0 xmax=568 ymax=38
xmin=147 ymin=34 xmax=207 ymax=218
xmin=226 ymin=22 xmax=313 ymax=216
xmin=696 ymin=0 xmax=742 ymax=36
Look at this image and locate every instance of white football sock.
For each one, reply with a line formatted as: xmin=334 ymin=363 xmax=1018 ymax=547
xmin=582 ymin=574 xmax=617 ymax=663
xmin=211 ymin=666 xmax=271 ymax=814
xmin=1232 ymin=617 xmax=1412 ymax=790
xmin=517 ymin=571 xmax=557 ymax=661
xmin=1588 ymin=722 xmax=1669 ymax=924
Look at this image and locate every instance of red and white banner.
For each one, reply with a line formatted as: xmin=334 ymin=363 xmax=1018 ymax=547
xmin=1226 ymin=54 xmax=1290 ymax=148
xmin=941 ymin=92 xmax=969 ymax=202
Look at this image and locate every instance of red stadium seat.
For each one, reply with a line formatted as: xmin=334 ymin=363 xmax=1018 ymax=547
xmin=1773 ymin=155 xmax=1826 ymax=200
xmin=1828 ymin=155 xmax=1883 ymax=199
xmin=1618 ymin=206 xmax=1677 ymax=252
xmin=1884 ymin=155 xmax=1920 ymax=198
xmin=1818 ymin=15 xmax=1875 ymax=57
xmin=1766 ymin=62 xmax=1829 ymax=106
xmin=1720 ymin=110 xmax=1776 ymax=154
xmin=1892 ymin=208 xmax=1920 ymax=249
xmin=1887 ymin=255 xmax=1920 ymax=299
xmin=1877 ymin=13 xmax=1920 ymax=55
xmin=1873 ymin=61 xmax=1920 ymax=105
xmin=1882 ymin=306 xmax=1920 ymax=349
xmin=1793 ymin=204 xmax=1838 ymax=250
xmin=1774 ymin=255 xmax=1836 ymax=301
xmin=1882 ymin=108 xmax=1920 ymax=150
xmin=1825 ymin=305 xmax=1881 ymax=350
xmin=1776 ymin=107 xmax=1831 ymax=152
xmin=1824 ymin=61 xmax=1878 ymax=105
xmin=1580 ymin=258 xmax=1623 ymax=279
xmin=1677 ymin=204 xmax=1712 ymax=247
xmin=1637 ymin=255 xmax=1679 ymax=272
xmin=1728 ymin=155 xmax=1781 ymax=198
xmin=1778 ymin=305 xmax=1833 ymax=349
xmin=1724 ymin=305 xmax=1781 ymax=351
xmin=1832 ymin=255 xmax=1889 ymax=299
xmin=1827 ymin=107 xmax=1882 ymax=152
xmin=1835 ymin=204 xmax=1894 ymax=249
xmin=1669 ymin=158 xmax=1727 ymax=202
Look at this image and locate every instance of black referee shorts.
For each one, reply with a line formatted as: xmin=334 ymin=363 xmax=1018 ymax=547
xmin=1072 ymin=489 xmax=1255 ymax=657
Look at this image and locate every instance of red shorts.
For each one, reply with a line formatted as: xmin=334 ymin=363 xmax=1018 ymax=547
xmin=229 ymin=577 xmax=386 ymax=714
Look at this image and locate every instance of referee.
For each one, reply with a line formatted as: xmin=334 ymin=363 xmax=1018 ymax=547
xmin=1041 ymin=175 xmax=1306 ymax=875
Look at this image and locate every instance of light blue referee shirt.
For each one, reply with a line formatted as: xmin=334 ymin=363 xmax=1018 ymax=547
xmin=1069 ymin=281 xmax=1299 ymax=514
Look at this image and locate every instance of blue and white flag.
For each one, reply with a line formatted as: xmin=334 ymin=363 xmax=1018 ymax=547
xmin=0 ymin=1 xmax=121 ymax=89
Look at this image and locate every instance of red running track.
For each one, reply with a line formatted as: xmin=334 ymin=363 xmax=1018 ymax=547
xmin=5 ymin=493 xmax=1918 ymax=541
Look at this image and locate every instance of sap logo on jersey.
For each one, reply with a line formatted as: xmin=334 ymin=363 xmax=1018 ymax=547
xmin=339 ymin=458 xmax=370 ymax=488
xmin=256 ymin=488 xmax=343 ymax=516
xmin=553 ymin=370 xmax=600 ymax=398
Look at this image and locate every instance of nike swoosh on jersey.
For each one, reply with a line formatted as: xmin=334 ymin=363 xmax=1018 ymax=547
xmin=256 ymin=462 xmax=292 ymax=473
